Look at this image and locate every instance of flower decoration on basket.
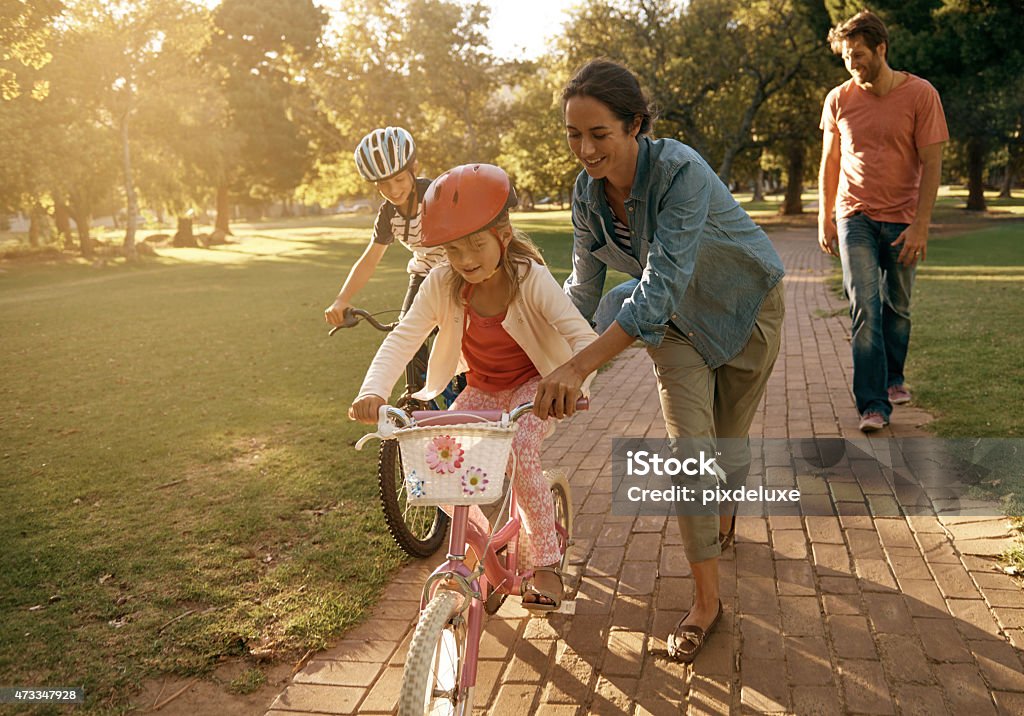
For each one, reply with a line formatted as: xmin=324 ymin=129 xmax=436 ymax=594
xmin=461 ymin=467 xmax=489 ymax=497
xmin=405 ymin=470 xmax=425 ymax=499
xmin=425 ymin=434 xmax=465 ymax=474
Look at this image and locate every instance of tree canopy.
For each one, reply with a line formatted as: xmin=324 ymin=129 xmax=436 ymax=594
xmin=1 ymin=0 xmax=1019 ymax=256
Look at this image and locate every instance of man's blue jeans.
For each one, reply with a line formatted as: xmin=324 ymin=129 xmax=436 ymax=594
xmin=837 ymin=212 xmax=915 ymax=419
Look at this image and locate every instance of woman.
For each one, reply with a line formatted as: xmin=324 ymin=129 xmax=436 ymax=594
xmin=533 ymin=59 xmax=785 ymax=662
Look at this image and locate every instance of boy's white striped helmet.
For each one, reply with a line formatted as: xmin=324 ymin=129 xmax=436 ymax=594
xmin=354 ymin=126 xmax=416 ymax=182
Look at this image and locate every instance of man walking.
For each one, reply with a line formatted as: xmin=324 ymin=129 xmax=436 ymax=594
xmin=818 ymin=10 xmax=948 ymax=432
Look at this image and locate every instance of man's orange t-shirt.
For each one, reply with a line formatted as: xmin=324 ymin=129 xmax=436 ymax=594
xmin=821 ymin=72 xmax=948 ymax=224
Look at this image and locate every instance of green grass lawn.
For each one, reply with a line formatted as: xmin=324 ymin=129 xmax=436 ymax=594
xmin=906 ymin=223 xmax=1023 ymax=439
xmin=908 ymin=223 xmax=1024 ymax=532
xmin=0 ymin=210 xmax=621 ymax=712
xmin=1 ymin=217 xmax=421 ymax=712
xmin=2 ymin=203 xmax=1021 ymax=710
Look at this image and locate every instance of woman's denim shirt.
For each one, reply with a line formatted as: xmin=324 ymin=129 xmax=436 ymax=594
xmin=565 ymin=136 xmax=785 ymax=369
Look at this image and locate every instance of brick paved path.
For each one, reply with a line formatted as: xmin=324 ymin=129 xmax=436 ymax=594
xmin=267 ymin=228 xmax=1023 ymax=715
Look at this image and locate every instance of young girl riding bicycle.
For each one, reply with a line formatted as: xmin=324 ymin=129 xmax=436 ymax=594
xmin=349 ymin=163 xmax=598 ymax=610
xmin=325 ymin=126 xmax=445 ymax=324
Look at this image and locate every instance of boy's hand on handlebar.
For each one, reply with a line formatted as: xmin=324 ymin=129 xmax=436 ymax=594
xmin=325 ymin=298 xmax=351 ymax=326
xmin=533 ymin=363 xmax=586 ymax=420
xmin=349 ymin=394 xmax=386 ymax=424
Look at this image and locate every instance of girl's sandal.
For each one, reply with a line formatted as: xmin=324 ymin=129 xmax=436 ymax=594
xmin=667 ymin=600 xmax=723 ymax=663
xmin=521 ymin=566 xmax=563 ymax=613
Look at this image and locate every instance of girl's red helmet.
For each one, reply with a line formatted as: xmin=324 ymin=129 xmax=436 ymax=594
xmin=421 ymin=164 xmax=518 ymax=248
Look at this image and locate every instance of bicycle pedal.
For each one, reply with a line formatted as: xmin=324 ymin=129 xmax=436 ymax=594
xmin=553 ymin=600 xmax=576 ymax=615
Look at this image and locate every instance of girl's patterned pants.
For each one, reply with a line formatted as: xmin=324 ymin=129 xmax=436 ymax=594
xmin=447 ymin=376 xmax=559 ymax=566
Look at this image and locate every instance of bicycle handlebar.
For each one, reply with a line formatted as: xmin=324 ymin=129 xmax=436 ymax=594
xmin=401 ymin=397 xmax=589 ymax=427
xmin=355 ymin=397 xmax=590 ymax=451
xmin=328 ymin=307 xmax=397 ymax=336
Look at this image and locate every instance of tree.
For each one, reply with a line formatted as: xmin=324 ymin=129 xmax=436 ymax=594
xmin=559 ymin=0 xmax=827 ymax=184
xmin=308 ymin=0 xmax=503 ymax=202
xmin=0 ymin=0 xmax=65 ymax=245
xmin=0 ymin=0 xmax=63 ymax=101
xmin=204 ymin=0 xmax=329 ymax=235
xmin=405 ymin=0 xmax=502 ymax=169
xmin=28 ymin=5 xmax=124 ymax=258
xmin=752 ymin=1 xmax=839 ymax=214
xmin=496 ymin=62 xmax=579 ymax=207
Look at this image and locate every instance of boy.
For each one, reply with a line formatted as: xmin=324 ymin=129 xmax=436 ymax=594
xmin=325 ymin=126 xmax=447 ymax=324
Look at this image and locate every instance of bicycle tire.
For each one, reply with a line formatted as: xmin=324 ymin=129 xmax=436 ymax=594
xmin=398 ymin=590 xmax=473 ymax=716
xmin=547 ymin=469 xmax=574 ymax=573
xmin=379 ymin=438 xmax=450 ymax=558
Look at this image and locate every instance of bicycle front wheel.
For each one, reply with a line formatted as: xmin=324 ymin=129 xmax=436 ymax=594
xmin=379 ymin=439 xmax=450 ymax=558
xmin=399 ymin=590 xmax=473 ymax=716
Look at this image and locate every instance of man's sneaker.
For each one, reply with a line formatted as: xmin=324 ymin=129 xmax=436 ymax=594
xmin=888 ymin=385 xmax=912 ymax=405
xmin=859 ymin=411 xmax=888 ymax=433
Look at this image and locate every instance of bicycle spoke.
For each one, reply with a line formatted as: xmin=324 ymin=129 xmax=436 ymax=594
xmin=400 ymin=495 xmax=438 ymax=538
xmin=424 ymin=621 xmax=462 ymax=715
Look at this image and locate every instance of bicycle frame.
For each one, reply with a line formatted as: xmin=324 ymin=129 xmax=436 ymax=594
xmin=362 ymin=399 xmax=584 ymax=715
xmin=406 ymin=403 xmax=579 ymax=703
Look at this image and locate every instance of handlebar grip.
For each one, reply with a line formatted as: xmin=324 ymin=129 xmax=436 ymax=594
xmin=340 ymin=307 xmax=360 ymax=328
xmin=328 ymin=307 xmax=368 ymax=336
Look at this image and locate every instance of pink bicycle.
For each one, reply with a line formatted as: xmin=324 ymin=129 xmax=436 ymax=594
xmin=356 ymin=399 xmax=586 ymax=716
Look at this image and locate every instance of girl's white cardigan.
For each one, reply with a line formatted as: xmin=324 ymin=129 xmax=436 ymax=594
xmin=357 ymin=261 xmax=599 ymax=402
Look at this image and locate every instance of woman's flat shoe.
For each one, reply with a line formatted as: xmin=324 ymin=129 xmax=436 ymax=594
xmin=719 ymin=514 xmax=737 ymax=550
xmin=667 ymin=600 xmax=723 ymax=663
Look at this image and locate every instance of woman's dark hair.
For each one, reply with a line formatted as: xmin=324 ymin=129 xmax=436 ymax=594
xmin=561 ymin=59 xmax=655 ymax=135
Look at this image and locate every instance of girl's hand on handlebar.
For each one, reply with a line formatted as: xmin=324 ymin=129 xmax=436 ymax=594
xmin=325 ymin=298 xmax=351 ymax=326
xmin=533 ymin=362 xmax=586 ymax=419
xmin=349 ymin=394 xmax=386 ymax=424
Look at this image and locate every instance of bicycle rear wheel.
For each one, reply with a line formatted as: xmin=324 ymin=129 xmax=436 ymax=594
xmin=379 ymin=439 xmax=450 ymax=558
xmin=399 ymin=590 xmax=473 ymax=716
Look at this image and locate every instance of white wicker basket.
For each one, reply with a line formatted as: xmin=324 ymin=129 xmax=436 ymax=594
xmin=394 ymin=421 xmax=517 ymax=506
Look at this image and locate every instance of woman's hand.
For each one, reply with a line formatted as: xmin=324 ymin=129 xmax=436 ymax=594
xmin=533 ymin=362 xmax=586 ymax=419
xmin=534 ymin=321 xmax=636 ymax=419
xmin=349 ymin=394 xmax=386 ymax=424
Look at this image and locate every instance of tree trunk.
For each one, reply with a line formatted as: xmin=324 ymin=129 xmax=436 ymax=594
xmin=781 ymin=141 xmax=805 ymax=215
xmin=54 ymin=200 xmax=73 ymax=250
xmin=215 ymin=185 xmax=230 ymax=231
xmin=71 ymin=205 xmax=93 ymax=258
xmin=173 ymin=215 xmax=197 ymax=247
xmin=752 ymin=167 xmax=765 ymax=202
xmin=999 ymin=151 xmax=1014 ymax=199
xmin=214 ymin=183 xmax=232 ymax=240
xmin=998 ymin=169 xmax=1013 ymax=199
xmin=965 ymin=137 xmax=988 ymax=211
xmin=717 ymin=150 xmax=737 ymax=187
xmin=120 ymin=113 xmax=139 ymax=261
xmin=28 ymin=204 xmax=51 ymax=246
